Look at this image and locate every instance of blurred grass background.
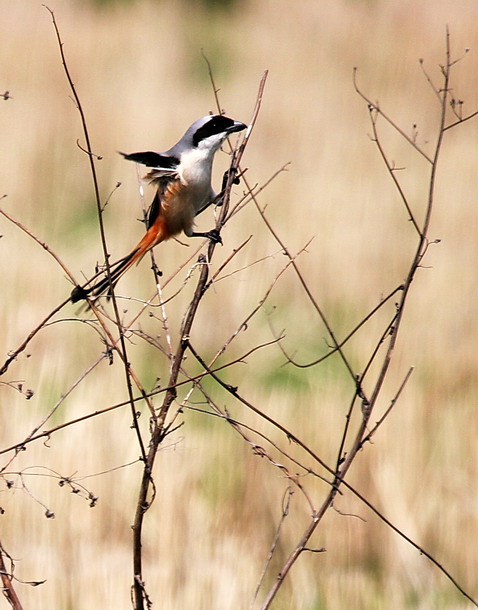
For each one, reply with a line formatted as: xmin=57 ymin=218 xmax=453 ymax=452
xmin=1 ymin=0 xmax=478 ymax=608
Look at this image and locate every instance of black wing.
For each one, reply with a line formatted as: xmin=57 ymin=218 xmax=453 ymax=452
xmin=120 ymin=151 xmax=182 ymax=229
xmin=146 ymin=190 xmax=162 ymax=229
xmin=119 ymin=151 xmax=179 ymax=170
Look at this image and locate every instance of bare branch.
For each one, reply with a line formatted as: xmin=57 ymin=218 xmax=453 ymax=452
xmin=0 ymin=542 xmax=24 ymax=610
xmin=353 ymin=67 xmax=433 ymax=164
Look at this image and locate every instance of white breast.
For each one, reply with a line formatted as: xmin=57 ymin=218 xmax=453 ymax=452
xmin=177 ymin=147 xmax=214 ymax=209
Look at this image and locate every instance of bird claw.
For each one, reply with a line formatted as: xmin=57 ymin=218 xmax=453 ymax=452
xmin=205 ymin=229 xmax=222 ymax=245
xmin=70 ymin=285 xmax=89 ymax=303
xmin=191 ymin=229 xmax=223 ymax=244
xmin=221 ymin=167 xmax=240 ymax=192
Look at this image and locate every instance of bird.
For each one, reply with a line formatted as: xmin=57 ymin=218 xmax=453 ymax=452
xmin=70 ymin=114 xmax=247 ymax=303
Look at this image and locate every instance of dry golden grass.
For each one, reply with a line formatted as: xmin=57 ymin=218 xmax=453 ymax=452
xmin=1 ymin=1 xmax=478 ymax=608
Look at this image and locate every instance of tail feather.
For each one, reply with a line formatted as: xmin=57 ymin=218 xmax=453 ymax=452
xmin=90 ymin=248 xmax=141 ymax=299
xmin=70 ymin=215 xmax=169 ymax=304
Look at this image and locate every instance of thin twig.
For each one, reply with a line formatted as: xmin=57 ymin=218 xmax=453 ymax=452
xmin=45 ymin=6 xmax=148 ymax=463
xmin=368 ymin=108 xmax=422 ymax=235
xmin=353 ymin=67 xmax=433 ymax=164
xmin=363 ymin=366 xmax=414 ymax=443
xmin=0 ymin=542 xmax=24 ymax=610
xmin=252 ymin=488 xmax=294 ymax=606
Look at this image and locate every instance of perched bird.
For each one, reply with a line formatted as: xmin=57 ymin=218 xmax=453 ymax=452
xmin=71 ymin=114 xmax=247 ymax=303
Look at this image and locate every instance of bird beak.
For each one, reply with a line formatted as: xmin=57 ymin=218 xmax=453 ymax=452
xmin=227 ymin=121 xmax=247 ymax=134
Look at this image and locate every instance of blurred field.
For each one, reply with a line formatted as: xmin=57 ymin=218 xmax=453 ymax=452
xmin=1 ymin=0 xmax=478 ymax=608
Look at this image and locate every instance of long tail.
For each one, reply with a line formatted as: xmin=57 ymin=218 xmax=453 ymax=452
xmin=71 ymin=215 xmax=169 ymax=304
